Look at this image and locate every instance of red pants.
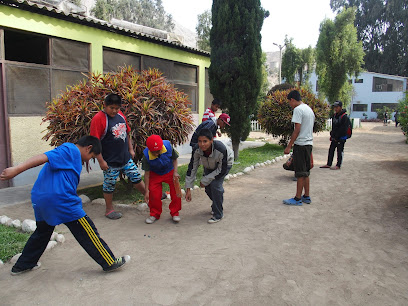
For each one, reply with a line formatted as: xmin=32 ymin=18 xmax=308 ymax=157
xmin=149 ymin=169 xmax=181 ymax=219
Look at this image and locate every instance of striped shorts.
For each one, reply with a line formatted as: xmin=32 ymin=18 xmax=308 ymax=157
xmin=103 ymin=159 xmax=142 ymax=193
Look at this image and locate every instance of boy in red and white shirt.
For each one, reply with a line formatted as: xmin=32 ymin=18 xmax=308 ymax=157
xmin=202 ymin=99 xmax=221 ymax=122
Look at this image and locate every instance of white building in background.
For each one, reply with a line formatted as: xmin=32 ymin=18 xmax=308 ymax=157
xmin=309 ymin=71 xmax=407 ymax=119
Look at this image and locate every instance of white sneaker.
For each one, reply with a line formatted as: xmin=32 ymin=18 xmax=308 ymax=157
xmin=172 ymin=215 xmax=181 ymax=222
xmin=145 ymin=216 xmax=157 ymax=224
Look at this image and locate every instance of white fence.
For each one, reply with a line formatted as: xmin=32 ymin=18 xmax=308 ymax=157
xmin=250 ymin=120 xmax=262 ymax=131
xmin=326 ymin=118 xmax=361 ymax=130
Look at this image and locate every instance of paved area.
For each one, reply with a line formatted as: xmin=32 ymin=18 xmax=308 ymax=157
xmin=1 ymin=123 xmax=407 ymax=305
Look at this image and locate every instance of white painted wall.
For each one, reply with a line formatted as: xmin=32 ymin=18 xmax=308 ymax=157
xmin=309 ymin=72 xmax=407 ymax=119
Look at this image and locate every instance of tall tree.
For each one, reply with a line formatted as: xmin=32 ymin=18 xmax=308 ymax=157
xmin=330 ymin=0 xmax=408 ymax=77
xmin=281 ymin=37 xmax=301 ymax=85
xmin=281 ymin=38 xmax=315 ymax=86
xmin=196 ymin=10 xmax=212 ymax=52
xmin=92 ymin=0 xmax=174 ymax=32
xmin=315 ymin=7 xmax=364 ymax=104
xmin=209 ymin=0 xmax=268 ymax=159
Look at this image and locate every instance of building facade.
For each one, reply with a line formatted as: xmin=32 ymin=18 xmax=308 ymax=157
xmin=309 ymin=71 xmax=407 ymax=119
xmin=0 ymin=0 xmax=212 ymax=187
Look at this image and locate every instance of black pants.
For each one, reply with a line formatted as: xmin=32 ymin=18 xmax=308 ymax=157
xmin=327 ymin=140 xmax=345 ymax=168
xmin=13 ymin=215 xmax=116 ymax=271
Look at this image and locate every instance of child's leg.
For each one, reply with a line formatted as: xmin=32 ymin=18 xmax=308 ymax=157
xmin=148 ymin=172 xmax=164 ymax=219
xmin=13 ymin=221 xmax=54 ymax=271
xmin=163 ymin=170 xmax=182 ymax=217
xmin=103 ymin=167 xmax=121 ymax=217
xmin=65 ymin=216 xmax=116 ymax=270
xmin=204 ymin=185 xmax=214 ymax=212
xmin=208 ymin=177 xmax=225 ymax=220
xmin=121 ymin=159 xmax=146 ymax=195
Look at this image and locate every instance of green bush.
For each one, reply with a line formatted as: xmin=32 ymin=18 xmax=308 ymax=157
xmin=42 ymin=66 xmax=195 ymax=161
xmin=398 ymin=92 xmax=408 ymax=142
xmin=258 ymin=87 xmax=329 ymax=146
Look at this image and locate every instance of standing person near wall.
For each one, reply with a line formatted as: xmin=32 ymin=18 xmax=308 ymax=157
xmin=142 ymin=135 xmax=182 ymax=224
xmin=384 ymin=111 xmax=388 ymax=126
xmin=90 ymin=93 xmax=146 ymax=220
xmin=283 ymin=90 xmax=315 ymax=206
xmin=0 ymin=136 xmax=130 ymax=275
xmin=395 ymin=111 xmax=399 ymax=127
xmin=185 ymin=129 xmax=234 ymax=223
xmin=320 ymin=101 xmax=349 ymax=170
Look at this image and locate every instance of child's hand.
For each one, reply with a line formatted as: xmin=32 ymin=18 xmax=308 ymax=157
xmin=99 ymin=160 xmax=109 ymax=171
xmin=173 ymin=172 xmax=180 ymax=179
xmin=185 ymin=189 xmax=192 ymax=202
xmin=0 ymin=167 xmax=19 ymax=180
xmin=144 ymin=192 xmax=149 ymax=204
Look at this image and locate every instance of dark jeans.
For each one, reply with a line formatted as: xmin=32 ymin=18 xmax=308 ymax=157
xmin=204 ymin=166 xmax=231 ymax=220
xmin=13 ymin=215 xmax=116 ymax=271
xmin=327 ymin=140 xmax=345 ymax=168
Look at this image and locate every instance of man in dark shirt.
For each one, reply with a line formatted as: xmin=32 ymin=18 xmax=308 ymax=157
xmin=190 ymin=113 xmax=230 ymax=147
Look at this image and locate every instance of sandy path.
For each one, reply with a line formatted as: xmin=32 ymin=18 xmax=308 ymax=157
xmin=1 ymin=122 xmax=408 ymax=305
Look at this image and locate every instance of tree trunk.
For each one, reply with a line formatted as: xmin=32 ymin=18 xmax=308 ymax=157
xmin=232 ymin=139 xmax=240 ymax=160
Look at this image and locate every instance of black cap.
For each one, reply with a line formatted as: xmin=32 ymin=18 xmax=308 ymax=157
xmin=333 ymin=101 xmax=342 ymax=107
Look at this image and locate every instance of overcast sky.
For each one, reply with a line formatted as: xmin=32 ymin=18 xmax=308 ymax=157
xmin=161 ymin=0 xmax=336 ymax=52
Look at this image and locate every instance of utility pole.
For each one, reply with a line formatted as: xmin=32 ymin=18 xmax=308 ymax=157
xmin=273 ymin=42 xmax=285 ymax=84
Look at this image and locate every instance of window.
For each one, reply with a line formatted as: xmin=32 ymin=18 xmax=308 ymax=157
xmin=372 ymin=77 xmax=403 ymax=92
xmin=371 ymin=103 xmax=399 ymax=112
xmin=2 ymin=29 xmax=90 ymax=115
xmin=4 ymin=30 xmax=48 ymax=65
xmin=52 ymin=38 xmax=89 ymax=70
xmin=205 ymin=68 xmax=213 ymax=110
xmin=103 ymin=48 xmax=141 ymax=72
xmin=354 ymin=78 xmax=363 ymax=83
xmin=352 ymin=104 xmax=367 ymax=112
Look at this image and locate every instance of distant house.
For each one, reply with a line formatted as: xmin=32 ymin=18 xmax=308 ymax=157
xmin=309 ymin=71 xmax=407 ymax=119
xmin=0 ymin=0 xmax=211 ymax=188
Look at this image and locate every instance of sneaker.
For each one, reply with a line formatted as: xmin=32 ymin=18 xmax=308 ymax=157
xmin=103 ymin=255 xmax=130 ymax=272
xmin=11 ymin=262 xmax=41 ymax=276
xmin=208 ymin=216 xmax=223 ymax=224
xmin=145 ymin=216 xmax=157 ymax=224
xmin=172 ymin=215 xmax=181 ymax=222
xmin=283 ymin=198 xmax=303 ymax=206
xmin=301 ymin=195 xmax=312 ymax=204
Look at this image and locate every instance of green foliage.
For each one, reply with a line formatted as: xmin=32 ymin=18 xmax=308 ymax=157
xmin=0 ymin=225 xmax=30 ymax=262
xmin=267 ymin=83 xmax=295 ymax=96
xmin=209 ymin=0 xmax=268 ymax=158
xmin=398 ymin=93 xmax=408 ymax=142
xmin=258 ymin=88 xmax=329 ymax=145
xmin=316 ymin=7 xmax=364 ymax=104
xmin=92 ymin=0 xmax=174 ymax=32
xmin=281 ymin=37 xmax=315 ymax=86
xmin=374 ymin=106 xmax=394 ymax=120
xmin=42 ymin=66 xmax=194 ymax=161
xmin=331 ymin=0 xmax=408 ymax=77
xmin=196 ymin=10 xmax=211 ymax=52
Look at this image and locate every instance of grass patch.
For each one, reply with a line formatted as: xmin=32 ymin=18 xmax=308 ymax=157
xmin=79 ymin=143 xmax=283 ymax=203
xmin=0 ymin=224 xmax=30 ymax=262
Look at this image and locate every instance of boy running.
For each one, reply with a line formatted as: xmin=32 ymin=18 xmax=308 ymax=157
xmin=0 ymin=136 xmax=130 ymax=275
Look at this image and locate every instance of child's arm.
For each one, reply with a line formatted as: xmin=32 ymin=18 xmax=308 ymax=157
xmin=95 ymin=154 xmax=109 ymax=171
xmin=173 ymin=158 xmax=180 ymax=178
xmin=0 ymin=154 xmax=48 ymax=180
xmin=144 ymin=170 xmax=150 ymax=204
xmin=128 ymin=135 xmax=135 ymax=159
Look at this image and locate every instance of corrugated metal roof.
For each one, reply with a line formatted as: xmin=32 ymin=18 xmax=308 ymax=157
xmin=0 ymin=0 xmax=210 ymax=57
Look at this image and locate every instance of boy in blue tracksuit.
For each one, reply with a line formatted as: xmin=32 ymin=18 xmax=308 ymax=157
xmin=0 ymin=136 xmax=130 ymax=275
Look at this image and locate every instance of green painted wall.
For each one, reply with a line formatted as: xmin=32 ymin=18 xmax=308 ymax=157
xmin=0 ymin=5 xmax=210 ymax=116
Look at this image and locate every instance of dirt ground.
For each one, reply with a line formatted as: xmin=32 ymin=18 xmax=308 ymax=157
xmin=1 ymin=122 xmax=408 ymax=305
